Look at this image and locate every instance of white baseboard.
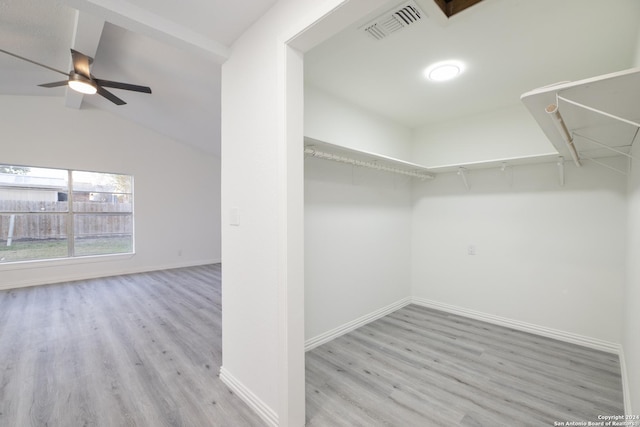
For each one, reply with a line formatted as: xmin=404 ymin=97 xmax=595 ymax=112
xmin=411 ymin=297 xmax=621 ymax=354
xmin=304 ymin=297 xmax=412 ymax=352
xmin=219 ymin=366 xmax=278 ymax=427
xmin=619 ymin=347 xmax=632 ymax=415
xmin=0 ymin=258 xmax=221 ymax=291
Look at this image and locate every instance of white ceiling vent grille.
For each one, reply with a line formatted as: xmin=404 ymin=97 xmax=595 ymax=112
xmin=362 ymin=1 xmax=424 ymax=41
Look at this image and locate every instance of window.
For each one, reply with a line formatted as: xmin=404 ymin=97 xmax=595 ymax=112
xmin=0 ymin=165 xmax=133 ymax=263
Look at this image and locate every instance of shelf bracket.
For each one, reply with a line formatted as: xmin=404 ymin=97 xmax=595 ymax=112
xmin=573 ymin=132 xmax=636 ymax=160
xmin=579 ymin=154 xmax=629 ymax=176
xmin=501 ymin=162 xmax=514 ymax=187
xmin=557 ymin=156 xmax=565 ymax=186
xmin=457 ymin=167 xmax=469 ymax=191
xmin=557 ymin=95 xmax=640 ymax=129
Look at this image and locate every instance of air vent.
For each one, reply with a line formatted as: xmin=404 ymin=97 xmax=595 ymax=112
xmin=362 ymin=1 xmax=424 ymax=41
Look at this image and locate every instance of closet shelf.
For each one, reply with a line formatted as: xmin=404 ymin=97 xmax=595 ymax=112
xmin=521 ymin=67 xmax=640 ymax=174
xmin=304 ymin=138 xmax=562 ymax=179
xmin=305 ymin=69 xmax=640 ymax=180
xmin=423 ymin=153 xmax=560 ymax=174
xmin=304 ymin=138 xmax=435 ymax=180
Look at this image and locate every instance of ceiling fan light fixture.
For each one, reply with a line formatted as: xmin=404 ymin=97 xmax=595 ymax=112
xmin=425 ymin=60 xmax=465 ymax=82
xmin=68 ymin=72 xmax=97 ymax=95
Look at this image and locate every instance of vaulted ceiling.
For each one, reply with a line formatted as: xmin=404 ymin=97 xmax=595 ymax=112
xmin=0 ymin=0 xmax=277 ymax=155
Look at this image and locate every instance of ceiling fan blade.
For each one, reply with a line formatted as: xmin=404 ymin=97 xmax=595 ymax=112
xmin=70 ymin=49 xmax=93 ymax=78
xmin=0 ymin=48 xmax=68 ymax=76
xmin=96 ymin=85 xmax=126 ymax=105
xmin=38 ymin=80 xmax=70 ymax=88
xmin=94 ymin=78 xmax=152 ymax=94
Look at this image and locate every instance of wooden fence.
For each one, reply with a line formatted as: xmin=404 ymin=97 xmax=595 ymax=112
xmin=0 ymin=201 xmax=132 ymax=241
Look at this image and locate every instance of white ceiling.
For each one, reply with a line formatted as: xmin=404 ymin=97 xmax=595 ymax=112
xmin=305 ymin=0 xmax=640 ymax=129
xmin=122 ymin=0 xmax=271 ymax=47
xmin=1 ymin=0 xmax=639 ymax=157
xmin=0 ymin=1 xmax=77 ymax=95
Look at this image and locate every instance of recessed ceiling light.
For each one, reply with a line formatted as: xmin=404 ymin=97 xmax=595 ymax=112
xmin=425 ymin=60 xmax=465 ymax=82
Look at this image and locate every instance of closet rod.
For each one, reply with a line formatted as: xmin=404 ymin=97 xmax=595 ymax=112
xmin=304 ymin=147 xmax=434 ymax=180
xmin=546 ymin=104 xmax=582 ymax=167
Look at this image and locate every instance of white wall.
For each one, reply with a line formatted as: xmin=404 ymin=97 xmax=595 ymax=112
xmin=304 ymin=84 xmax=631 ymax=408
xmin=625 ymin=142 xmax=640 ymax=414
xmin=221 ymin=12 xmax=282 ymax=418
xmin=302 ymin=84 xmax=629 ymax=347
xmin=221 ymin=1 xmax=390 ymax=424
xmin=304 ymin=84 xmax=414 ymax=343
xmin=221 ymin=3 xmax=308 ymax=425
xmin=412 ymin=104 xmax=558 ymax=168
xmin=411 ymin=160 xmax=627 ymax=344
xmin=0 ymin=95 xmax=221 ymax=289
xmin=225 ymin=0 xmax=637 ymax=423
xmin=304 ymin=157 xmax=411 ymax=341
xmin=305 ymin=84 xmax=413 ymax=160
xmin=625 ymin=32 xmax=640 ymax=415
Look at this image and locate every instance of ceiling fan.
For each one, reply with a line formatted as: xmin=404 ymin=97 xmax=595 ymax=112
xmin=0 ymin=48 xmax=151 ymax=105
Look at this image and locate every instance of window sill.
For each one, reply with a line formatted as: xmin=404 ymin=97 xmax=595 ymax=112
xmin=0 ymin=252 xmax=135 ymax=271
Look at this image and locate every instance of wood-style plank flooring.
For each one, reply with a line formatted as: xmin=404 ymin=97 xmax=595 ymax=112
xmin=305 ymin=304 xmax=624 ymax=426
xmin=1 ymin=266 xmax=625 ymax=426
xmin=0 ymin=264 xmax=265 ymax=427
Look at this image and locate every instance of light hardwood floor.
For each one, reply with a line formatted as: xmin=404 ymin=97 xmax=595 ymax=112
xmin=305 ymin=304 xmax=624 ymax=426
xmin=0 ymin=266 xmax=625 ymax=426
xmin=0 ymin=264 xmax=265 ymax=427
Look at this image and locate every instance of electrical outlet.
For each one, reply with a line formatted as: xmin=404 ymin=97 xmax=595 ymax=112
xmin=467 ymin=245 xmax=476 ymax=255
